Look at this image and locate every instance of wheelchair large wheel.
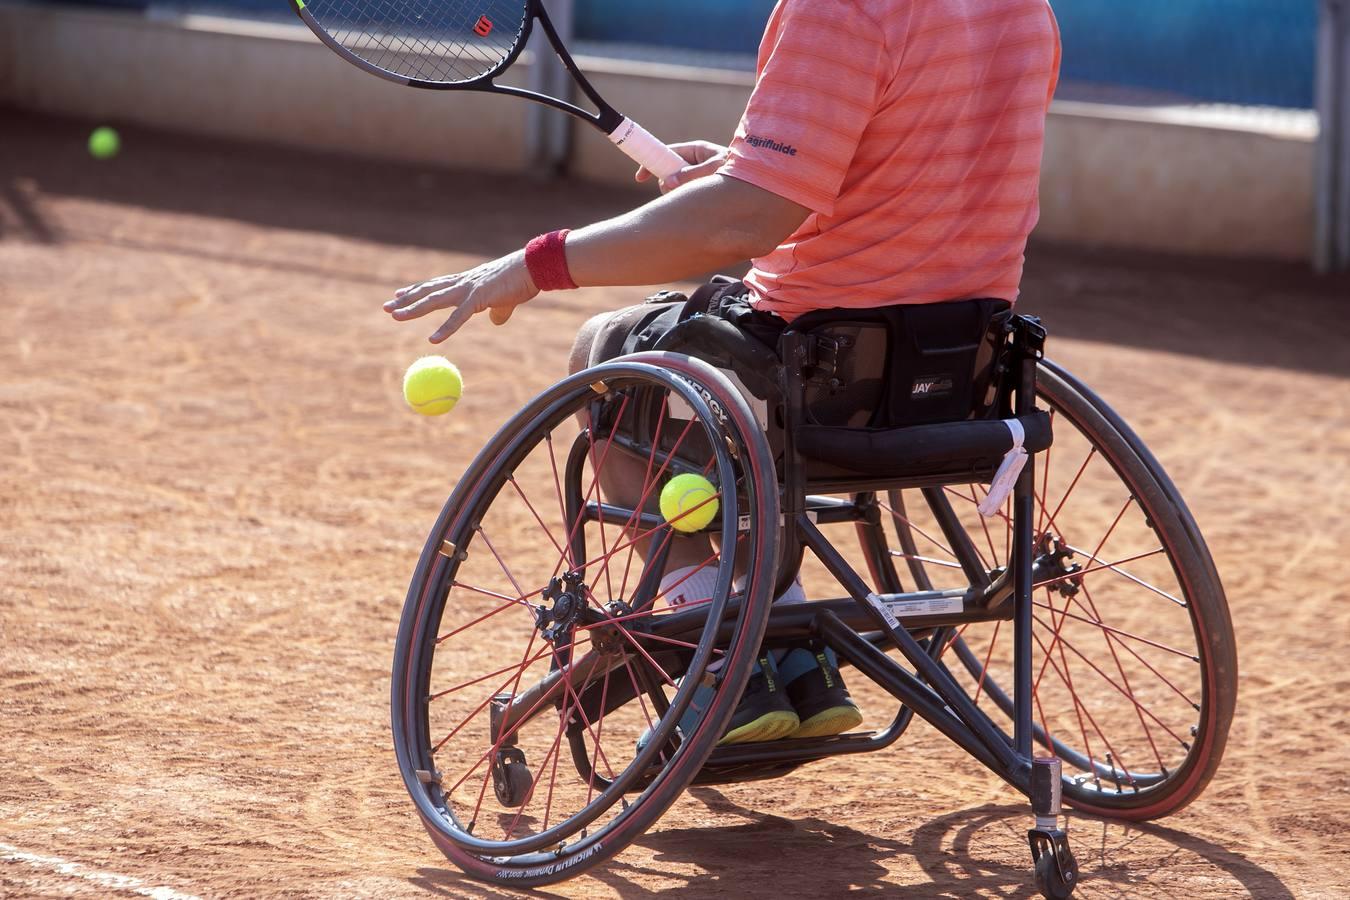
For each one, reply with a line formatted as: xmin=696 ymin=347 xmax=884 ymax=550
xmin=870 ymin=359 xmax=1236 ymax=820
xmin=390 ymin=353 xmax=779 ymax=887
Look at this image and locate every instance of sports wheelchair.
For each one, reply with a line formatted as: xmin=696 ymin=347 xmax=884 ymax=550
xmin=390 ymin=302 xmax=1237 ymax=896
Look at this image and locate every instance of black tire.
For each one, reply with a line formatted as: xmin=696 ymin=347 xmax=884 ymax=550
xmin=873 ymin=359 xmax=1237 ymax=819
xmin=391 ymin=353 xmax=780 ymax=886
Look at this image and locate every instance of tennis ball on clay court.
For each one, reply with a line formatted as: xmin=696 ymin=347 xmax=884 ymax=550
xmin=88 ymin=126 xmax=120 ymax=160
xmin=660 ymin=473 xmax=720 ymax=534
xmin=403 ymin=356 xmax=463 ymax=416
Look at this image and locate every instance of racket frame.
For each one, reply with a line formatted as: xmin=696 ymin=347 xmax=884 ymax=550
xmin=291 ymin=0 xmax=683 ymax=175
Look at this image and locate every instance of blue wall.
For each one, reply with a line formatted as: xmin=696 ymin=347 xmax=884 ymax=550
xmin=575 ymin=0 xmax=1317 ymax=108
xmin=49 ymin=0 xmax=1320 ymax=108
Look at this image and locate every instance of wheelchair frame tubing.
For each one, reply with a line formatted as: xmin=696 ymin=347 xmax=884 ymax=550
xmin=772 ymin=322 xmax=1044 ymax=795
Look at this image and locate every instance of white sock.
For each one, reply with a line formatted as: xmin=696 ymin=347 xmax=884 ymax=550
xmin=732 ymin=573 xmax=807 ymax=605
xmin=658 ymin=564 xmax=722 ymax=609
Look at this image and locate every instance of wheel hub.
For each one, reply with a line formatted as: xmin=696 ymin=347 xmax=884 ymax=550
xmin=1032 ymin=533 xmax=1082 ymax=597
xmin=536 ymin=571 xmax=590 ymax=642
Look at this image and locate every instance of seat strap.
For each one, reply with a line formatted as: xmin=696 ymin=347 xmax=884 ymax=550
xmin=978 ymin=419 xmax=1029 ymax=517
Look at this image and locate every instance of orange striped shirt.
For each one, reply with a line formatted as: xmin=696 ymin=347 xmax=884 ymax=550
xmin=720 ymin=0 xmax=1061 ymax=320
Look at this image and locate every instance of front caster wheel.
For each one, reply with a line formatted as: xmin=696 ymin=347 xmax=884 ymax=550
xmin=1029 ymin=828 xmax=1078 ymax=899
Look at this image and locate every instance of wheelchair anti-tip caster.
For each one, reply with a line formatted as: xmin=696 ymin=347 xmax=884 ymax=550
xmin=491 ymin=746 xmax=533 ymax=808
xmin=489 ymin=693 xmax=534 ymax=808
xmin=1028 ymin=756 xmax=1078 ymax=898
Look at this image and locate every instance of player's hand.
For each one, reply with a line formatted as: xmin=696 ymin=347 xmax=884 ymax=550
xmin=636 ymin=141 xmax=729 ymax=194
xmin=384 ymin=250 xmax=539 ymax=343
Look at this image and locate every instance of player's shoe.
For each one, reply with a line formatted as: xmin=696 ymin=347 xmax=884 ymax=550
xmin=636 ymin=653 xmax=798 ymax=753
xmin=781 ymin=647 xmax=863 ymax=739
xmin=717 ymin=653 xmax=799 ymax=745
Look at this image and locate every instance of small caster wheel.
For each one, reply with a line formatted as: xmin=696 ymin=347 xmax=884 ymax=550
xmin=491 ymin=746 xmax=533 ymax=807
xmin=1029 ymin=826 xmax=1078 ymax=899
xmin=1034 ymin=852 xmax=1073 ymax=899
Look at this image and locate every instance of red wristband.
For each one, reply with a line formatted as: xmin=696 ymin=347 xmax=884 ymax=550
xmin=524 ymin=229 xmax=577 ymax=292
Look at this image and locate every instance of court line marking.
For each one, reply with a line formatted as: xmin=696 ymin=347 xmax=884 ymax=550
xmin=0 ymin=842 xmax=201 ymax=900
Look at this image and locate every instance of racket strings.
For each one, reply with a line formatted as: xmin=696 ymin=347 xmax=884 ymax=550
xmin=307 ymin=0 xmax=528 ymax=84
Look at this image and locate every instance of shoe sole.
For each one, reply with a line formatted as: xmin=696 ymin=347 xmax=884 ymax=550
xmin=718 ymin=710 xmax=800 ymax=745
xmin=790 ymin=705 xmax=863 ymax=739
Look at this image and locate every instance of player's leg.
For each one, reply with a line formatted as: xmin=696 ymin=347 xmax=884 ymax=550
xmin=569 ymin=307 xmax=801 ymax=743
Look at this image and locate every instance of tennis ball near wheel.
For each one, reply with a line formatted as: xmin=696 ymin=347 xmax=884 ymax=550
xmin=88 ymin=127 xmax=120 ymax=160
xmin=403 ymin=356 xmax=463 ymax=416
xmin=659 ymin=473 xmax=719 ymax=533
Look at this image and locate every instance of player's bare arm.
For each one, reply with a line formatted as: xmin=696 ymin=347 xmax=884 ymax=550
xmin=384 ymin=164 xmax=809 ymax=343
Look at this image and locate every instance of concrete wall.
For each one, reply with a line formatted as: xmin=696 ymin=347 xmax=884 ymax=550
xmin=0 ymin=3 xmax=1319 ymax=262
xmin=1041 ymin=103 xmax=1317 ymax=260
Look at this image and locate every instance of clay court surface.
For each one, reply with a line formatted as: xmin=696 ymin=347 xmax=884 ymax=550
xmin=2 ymin=110 xmax=1349 ymax=898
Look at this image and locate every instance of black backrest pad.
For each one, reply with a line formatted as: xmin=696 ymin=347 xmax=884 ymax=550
xmin=791 ymin=299 xmax=1013 ymax=430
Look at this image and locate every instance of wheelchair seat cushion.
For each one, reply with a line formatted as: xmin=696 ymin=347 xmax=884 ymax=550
xmin=796 ymin=410 xmax=1052 ymax=477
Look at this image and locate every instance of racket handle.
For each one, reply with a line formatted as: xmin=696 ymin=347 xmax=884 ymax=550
xmin=607 ymin=117 xmax=686 ymax=181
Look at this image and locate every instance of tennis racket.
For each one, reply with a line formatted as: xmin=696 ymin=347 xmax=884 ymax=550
xmin=289 ymin=0 xmax=687 ymax=180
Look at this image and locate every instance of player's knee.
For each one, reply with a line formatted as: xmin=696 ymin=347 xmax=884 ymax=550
xmin=569 ymin=313 xmax=610 ymax=375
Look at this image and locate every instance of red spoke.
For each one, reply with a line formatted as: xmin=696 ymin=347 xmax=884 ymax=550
xmin=1063 ymin=543 xmax=1186 ymax=607
xmin=449 ymin=581 xmax=542 ymax=608
xmin=1042 ymin=446 xmax=1097 ymax=540
xmin=502 ymin=660 xmax=584 ymax=841
xmin=1078 ymin=580 xmax=1167 ymax=772
xmin=620 ymin=656 xmax=657 ymax=734
xmin=889 ymin=551 xmax=963 ymax=569
xmin=618 ymin=396 xmax=670 ymax=602
xmin=1032 ymin=598 xmax=1196 ymax=659
xmin=437 ymin=596 xmax=522 ymax=645
xmin=1086 ymin=496 xmax=1136 ymax=574
xmin=573 ymin=595 xmax=717 ymax=634
xmin=508 ymin=474 xmax=568 ymax=563
xmin=946 ymin=482 xmax=1012 ymax=529
xmin=1036 ymin=624 xmax=1107 ymax=785
xmin=938 ymin=624 xmax=970 ymax=660
xmin=972 ymin=620 xmax=1002 ymax=707
xmin=1037 ymin=409 xmax=1056 ymax=535
xmin=434 ymin=628 xmax=540 ymax=756
xmin=1034 ymin=548 xmax=1167 ymax=592
xmin=1034 ymin=690 xmax=1056 ymax=755
xmin=1033 ymin=614 xmax=1188 ymax=748
xmin=938 ymin=484 xmax=997 ymax=570
xmin=610 ymin=622 xmax=678 ymax=687
xmin=630 ymin=631 xmax=725 ymax=654
xmin=879 ymin=499 xmax=957 ymax=559
xmin=540 ymin=644 xmax=617 ymax=783
xmin=585 ymin=668 xmax=614 ymax=807
xmin=428 ymin=646 xmax=554 ymax=702
xmin=545 ymin=431 xmax=573 ymax=568
xmin=1034 ymin=585 xmax=1075 ymax=696
xmin=477 ymin=526 xmax=528 ymax=599
xmin=584 ymin=404 xmax=624 ymax=604
xmin=1067 ymin=581 xmax=1199 ymax=706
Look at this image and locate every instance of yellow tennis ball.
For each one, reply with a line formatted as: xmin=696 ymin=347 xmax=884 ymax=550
xmin=88 ymin=126 xmax=120 ymax=160
xmin=403 ymin=356 xmax=463 ymax=416
xmin=659 ymin=473 xmax=719 ymax=533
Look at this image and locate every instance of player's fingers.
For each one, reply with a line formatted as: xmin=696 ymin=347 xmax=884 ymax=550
xmin=634 ymin=166 xmax=653 ymax=183
xmin=489 ymin=306 xmax=514 ymax=326
xmin=428 ymin=295 xmax=480 ymax=343
xmin=393 ymin=287 xmax=457 ymax=320
xmin=660 ymin=157 xmax=722 ymax=194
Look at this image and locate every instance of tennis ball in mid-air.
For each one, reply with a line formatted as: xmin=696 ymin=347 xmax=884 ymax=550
xmin=403 ymin=356 xmax=463 ymax=416
xmin=660 ymin=473 xmax=720 ymax=533
xmin=88 ymin=127 xmax=120 ymax=160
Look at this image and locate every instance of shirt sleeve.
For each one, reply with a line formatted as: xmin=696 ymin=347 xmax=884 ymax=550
xmin=720 ymin=0 xmax=889 ymax=216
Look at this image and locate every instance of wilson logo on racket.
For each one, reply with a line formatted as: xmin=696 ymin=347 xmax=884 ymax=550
xmin=473 ymin=15 xmax=493 ymax=37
